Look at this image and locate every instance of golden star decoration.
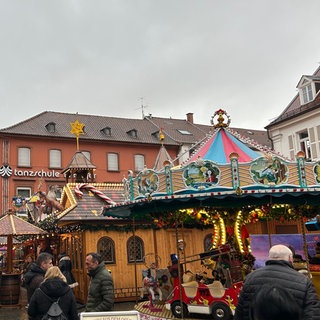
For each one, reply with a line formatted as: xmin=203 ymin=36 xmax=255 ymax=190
xmin=70 ymin=119 xmax=85 ymax=137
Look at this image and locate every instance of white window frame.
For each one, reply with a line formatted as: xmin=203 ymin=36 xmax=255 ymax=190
xmin=107 ymin=153 xmax=119 ymax=171
xmin=301 ymin=84 xmax=313 ymax=104
xmin=49 ymin=149 xmax=61 ymax=168
xmin=16 ymin=187 xmax=32 ymax=200
xmin=18 ymin=147 xmax=31 ymax=167
xmin=134 ymin=154 xmax=145 ymax=172
xmin=299 ymin=131 xmax=311 ymax=160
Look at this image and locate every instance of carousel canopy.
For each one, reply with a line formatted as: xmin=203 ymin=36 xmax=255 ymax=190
xmin=183 ymin=109 xmax=277 ymax=165
xmin=103 ymin=110 xmax=320 ymax=219
xmin=186 ymin=128 xmax=261 ymax=164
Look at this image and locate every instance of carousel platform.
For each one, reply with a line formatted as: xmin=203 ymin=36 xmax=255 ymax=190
xmin=134 ymin=300 xmax=208 ymax=320
xmin=135 ymin=301 xmax=174 ymax=320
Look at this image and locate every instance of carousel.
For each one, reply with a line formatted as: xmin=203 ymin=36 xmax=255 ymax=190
xmin=104 ymin=109 xmax=320 ymax=319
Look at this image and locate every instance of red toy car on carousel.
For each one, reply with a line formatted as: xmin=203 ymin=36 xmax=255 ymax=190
xmin=165 ymin=244 xmax=244 ymax=320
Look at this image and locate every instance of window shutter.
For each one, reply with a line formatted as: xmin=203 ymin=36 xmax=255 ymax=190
xmin=18 ymin=148 xmax=30 ymax=166
xmin=108 ymin=153 xmax=119 ymax=171
xmin=49 ymin=150 xmax=61 ymax=168
xmin=134 ymin=155 xmax=145 ymax=172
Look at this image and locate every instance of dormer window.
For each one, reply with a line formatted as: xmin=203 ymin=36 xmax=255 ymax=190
xmin=101 ymin=127 xmax=111 ymax=136
xmin=127 ymin=129 xmax=137 ymax=138
xmin=301 ymin=84 xmax=313 ymax=104
xmin=297 ymin=76 xmax=320 ymax=105
xmin=45 ymin=122 xmax=56 ymax=133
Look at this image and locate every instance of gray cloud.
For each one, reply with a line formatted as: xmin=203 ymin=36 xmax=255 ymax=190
xmin=1 ymin=0 xmax=320 ymax=130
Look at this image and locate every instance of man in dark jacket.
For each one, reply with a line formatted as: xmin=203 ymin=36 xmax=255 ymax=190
xmin=85 ymin=252 xmax=114 ymax=312
xmin=24 ymin=252 xmax=53 ymax=303
xmin=235 ymin=244 xmax=320 ymax=320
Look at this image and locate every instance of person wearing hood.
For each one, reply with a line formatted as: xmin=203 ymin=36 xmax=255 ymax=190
xmin=24 ymin=252 xmax=53 ymax=303
xmin=28 ymin=266 xmax=79 ymax=320
xmin=234 ymin=244 xmax=320 ymax=320
xmin=58 ymin=252 xmax=78 ymax=287
xmin=85 ymin=252 xmax=114 ymax=312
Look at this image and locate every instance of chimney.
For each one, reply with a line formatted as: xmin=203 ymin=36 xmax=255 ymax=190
xmin=186 ymin=113 xmax=194 ymax=123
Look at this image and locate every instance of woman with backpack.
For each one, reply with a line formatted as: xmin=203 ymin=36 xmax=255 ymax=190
xmin=28 ymin=266 xmax=79 ymax=320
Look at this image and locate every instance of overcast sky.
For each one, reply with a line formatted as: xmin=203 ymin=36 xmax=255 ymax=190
xmin=1 ymin=1 xmax=320 ymax=131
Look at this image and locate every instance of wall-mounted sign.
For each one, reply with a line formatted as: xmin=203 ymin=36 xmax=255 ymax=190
xmin=80 ymin=311 xmax=140 ymax=320
xmin=0 ymin=164 xmax=13 ymax=178
xmin=13 ymin=168 xmax=61 ymax=178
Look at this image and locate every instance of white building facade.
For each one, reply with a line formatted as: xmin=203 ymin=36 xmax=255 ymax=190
xmin=266 ymin=66 xmax=320 ymax=161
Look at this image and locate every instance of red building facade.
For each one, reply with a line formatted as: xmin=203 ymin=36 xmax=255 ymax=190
xmin=0 ymin=111 xmax=270 ymax=216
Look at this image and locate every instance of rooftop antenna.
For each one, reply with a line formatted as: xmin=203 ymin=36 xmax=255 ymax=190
xmin=136 ymin=97 xmax=148 ymax=118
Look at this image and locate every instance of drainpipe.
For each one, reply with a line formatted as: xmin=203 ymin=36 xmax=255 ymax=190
xmin=266 ymin=127 xmax=274 ymax=150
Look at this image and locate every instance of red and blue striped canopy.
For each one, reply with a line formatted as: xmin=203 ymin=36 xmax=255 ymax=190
xmin=188 ymin=128 xmax=261 ymax=164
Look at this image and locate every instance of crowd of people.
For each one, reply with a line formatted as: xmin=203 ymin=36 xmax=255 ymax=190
xmin=18 ymin=241 xmax=320 ymax=320
xmin=22 ymin=251 xmax=114 ymax=320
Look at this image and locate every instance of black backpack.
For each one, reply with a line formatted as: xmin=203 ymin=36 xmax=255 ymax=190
xmin=40 ymin=289 xmax=68 ymax=320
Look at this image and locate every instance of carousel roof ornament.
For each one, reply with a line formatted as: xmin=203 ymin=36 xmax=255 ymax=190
xmin=185 ymin=109 xmax=266 ymax=164
xmin=211 ymin=109 xmax=231 ymax=128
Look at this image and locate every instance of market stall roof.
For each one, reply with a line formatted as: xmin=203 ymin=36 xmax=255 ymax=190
xmin=0 ymin=211 xmax=47 ymax=236
xmin=0 ymin=210 xmax=47 ymax=272
xmin=56 ymin=182 xmax=125 ymax=222
xmin=153 ymin=144 xmax=173 ymax=171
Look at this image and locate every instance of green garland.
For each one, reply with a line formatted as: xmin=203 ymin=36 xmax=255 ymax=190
xmin=32 ymin=204 xmax=320 ymax=235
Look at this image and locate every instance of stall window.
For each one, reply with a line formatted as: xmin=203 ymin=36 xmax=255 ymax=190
xmin=97 ymin=236 xmax=116 ymax=264
xmin=127 ymin=236 xmax=144 ymax=263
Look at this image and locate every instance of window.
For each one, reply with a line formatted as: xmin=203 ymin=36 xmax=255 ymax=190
xmin=107 ymin=153 xmax=119 ymax=171
xmin=301 ymin=84 xmax=313 ymax=104
xmin=97 ymin=236 xmax=116 ymax=264
xmin=82 ymin=151 xmax=91 ymax=161
xmin=288 ymin=135 xmax=294 ymax=160
xmin=204 ymin=234 xmax=213 ymax=251
xmin=49 ymin=149 xmax=61 ymax=168
xmin=127 ymin=236 xmax=144 ymax=263
xmin=134 ymin=154 xmax=145 ymax=172
xmin=299 ymin=131 xmax=311 ymax=159
xmin=14 ymin=188 xmax=30 ymax=218
xmin=177 ymin=129 xmax=192 ymax=135
xmin=127 ymin=129 xmax=137 ymax=138
xmin=101 ymin=127 xmax=111 ymax=136
xmin=18 ymin=147 xmax=31 ymax=167
xmin=16 ymin=187 xmax=32 ymax=199
xmin=45 ymin=122 xmax=56 ymax=133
